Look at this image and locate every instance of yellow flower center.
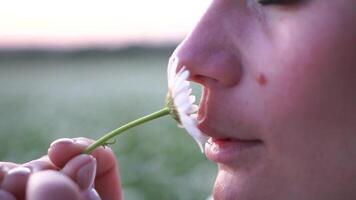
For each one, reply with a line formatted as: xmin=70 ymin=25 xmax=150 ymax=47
xmin=165 ymin=90 xmax=181 ymax=125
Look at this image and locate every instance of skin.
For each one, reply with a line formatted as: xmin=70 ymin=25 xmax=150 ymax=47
xmin=172 ymin=0 xmax=356 ymax=199
xmin=0 ymin=138 xmax=122 ymax=200
xmin=1 ymin=0 xmax=356 ymax=199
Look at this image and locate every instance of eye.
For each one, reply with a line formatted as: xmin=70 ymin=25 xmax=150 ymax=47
xmin=258 ymin=0 xmax=297 ymax=5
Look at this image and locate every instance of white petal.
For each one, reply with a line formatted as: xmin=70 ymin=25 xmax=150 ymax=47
xmin=172 ymin=85 xmax=190 ymax=101
xmin=173 ymin=87 xmax=190 ymax=99
xmin=174 ymin=94 xmax=189 ymax=108
xmin=189 ymin=95 xmax=196 ymax=104
xmin=180 ymin=113 xmax=197 ymax=126
xmin=175 ymin=78 xmax=190 ymax=89
xmin=168 ymin=59 xmax=208 ymax=153
xmin=181 ymin=116 xmax=209 ymax=152
xmin=173 ymin=75 xmax=189 ymax=93
xmin=178 ymin=101 xmax=192 ymax=114
xmin=176 ymin=65 xmax=186 ymax=77
xmin=189 ymin=105 xmax=199 ymax=114
xmin=172 ymin=81 xmax=190 ymax=98
xmin=167 ymin=58 xmax=178 ymax=87
xmin=188 ymin=88 xmax=193 ymax=95
xmin=178 ymin=69 xmax=190 ymax=81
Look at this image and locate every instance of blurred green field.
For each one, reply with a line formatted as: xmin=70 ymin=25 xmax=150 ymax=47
xmin=0 ymin=47 xmax=216 ymax=200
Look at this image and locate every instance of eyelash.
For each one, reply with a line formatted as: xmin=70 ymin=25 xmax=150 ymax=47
xmin=258 ymin=0 xmax=295 ymax=5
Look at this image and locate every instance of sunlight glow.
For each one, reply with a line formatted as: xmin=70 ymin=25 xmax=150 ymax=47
xmin=0 ymin=0 xmax=211 ymax=47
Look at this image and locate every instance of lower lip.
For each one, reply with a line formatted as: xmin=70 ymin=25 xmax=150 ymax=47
xmin=205 ymin=138 xmax=263 ymax=164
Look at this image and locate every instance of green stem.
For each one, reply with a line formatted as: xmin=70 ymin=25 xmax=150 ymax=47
xmin=83 ymin=107 xmax=170 ymax=154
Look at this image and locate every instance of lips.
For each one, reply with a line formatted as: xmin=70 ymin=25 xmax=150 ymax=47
xmin=198 ymin=114 xmax=264 ymax=164
xmin=197 ymin=89 xmax=263 ymax=164
xmin=209 ymin=137 xmax=262 ymax=148
xmin=204 ymin=136 xmax=263 ymax=164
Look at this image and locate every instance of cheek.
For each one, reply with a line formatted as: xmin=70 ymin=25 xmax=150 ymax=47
xmin=258 ymin=7 xmax=356 ymax=185
xmin=262 ymin=3 xmax=356 ymax=135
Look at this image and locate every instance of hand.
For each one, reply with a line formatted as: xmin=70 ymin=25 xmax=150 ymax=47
xmin=0 ymin=137 xmax=122 ymax=200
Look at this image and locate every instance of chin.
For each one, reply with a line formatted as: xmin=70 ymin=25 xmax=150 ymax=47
xmin=212 ymin=165 xmax=273 ymax=200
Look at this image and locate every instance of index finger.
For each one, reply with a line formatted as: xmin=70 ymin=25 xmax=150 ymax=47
xmin=48 ymin=137 xmax=122 ymax=200
xmin=0 ymin=162 xmax=18 ymax=183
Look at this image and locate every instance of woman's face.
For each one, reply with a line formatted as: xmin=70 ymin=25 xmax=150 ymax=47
xmin=172 ymin=0 xmax=356 ymax=199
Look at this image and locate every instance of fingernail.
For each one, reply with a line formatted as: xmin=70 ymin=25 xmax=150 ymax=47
xmin=73 ymin=138 xmax=90 ymax=146
xmin=1 ymin=166 xmax=31 ymax=199
xmin=76 ymin=157 xmax=96 ymax=190
xmin=0 ymin=165 xmax=10 ymax=181
xmin=82 ymin=188 xmax=102 ymax=200
xmin=23 ymin=159 xmax=56 ymax=173
xmin=50 ymin=138 xmax=74 ymax=147
xmin=0 ymin=165 xmax=10 ymax=173
xmin=7 ymin=166 xmax=31 ymax=175
xmin=0 ymin=165 xmax=10 ymax=175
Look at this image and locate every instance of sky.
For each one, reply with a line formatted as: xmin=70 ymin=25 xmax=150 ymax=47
xmin=0 ymin=0 xmax=211 ymax=48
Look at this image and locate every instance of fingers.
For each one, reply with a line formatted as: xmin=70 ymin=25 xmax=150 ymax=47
xmin=0 ymin=189 xmax=17 ymax=200
xmin=0 ymin=166 xmax=31 ymax=200
xmin=26 ymin=156 xmax=101 ymax=200
xmin=81 ymin=188 xmax=102 ymax=200
xmin=22 ymin=156 xmax=58 ymax=172
xmin=26 ymin=170 xmax=82 ymax=200
xmin=70 ymin=138 xmax=122 ymax=200
xmin=94 ymin=163 xmax=122 ymax=200
xmin=0 ymin=157 xmax=58 ymax=200
xmin=48 ymin=137 xmax=117 ymax=175
xmin=61 ymin=154 xmax=96 ymax=190
xmin=49 ymin=137 xmax=122 ymax=200
xmin=1 ymin=137 xmax=117 ymax=200
xmin=0 ymin=166 xmax=10 ymax=184
xmin=26 ymin=155 xmax=101 ymax=200
xmin=0 ymin=162 xmax=18 ymax=170
xmin=48 ymin=138 xmax=83 ymax=168
xmin=61 ymin=154 xmax=101 ymax=200
xmin=0 ymin=163 xmax=18 ymax=182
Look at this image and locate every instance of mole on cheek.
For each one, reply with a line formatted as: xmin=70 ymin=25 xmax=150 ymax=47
xmin=257 ymin=73 xmax=267 ymax=86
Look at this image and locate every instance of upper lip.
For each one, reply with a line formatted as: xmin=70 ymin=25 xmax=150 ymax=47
xmin=199 ymin=122 xmax=260 ymax=142
xmin=197 ymin=89 xmax=262 ymax=142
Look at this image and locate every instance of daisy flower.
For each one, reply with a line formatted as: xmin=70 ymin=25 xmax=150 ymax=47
xmin=166 ymin=57 xmax=209 ymax=152
xmin=83 ymin=57 xmax=208 ymax=154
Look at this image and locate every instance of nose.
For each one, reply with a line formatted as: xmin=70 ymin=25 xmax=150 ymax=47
xmin=171 ymin=2 xmax=242 ymax=87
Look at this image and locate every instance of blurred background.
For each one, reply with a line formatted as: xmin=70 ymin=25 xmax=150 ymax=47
xmin=0 ymin=0 xmax=217 ymax=199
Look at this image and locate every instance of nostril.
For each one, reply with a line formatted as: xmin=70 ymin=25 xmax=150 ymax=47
xmin=173 ymin=52 xmax=242 ymax=87
xmin=191 ymin=75 xmax=205 ymax=84
xmin=190 ymin=74 xmax=218 ymax=86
